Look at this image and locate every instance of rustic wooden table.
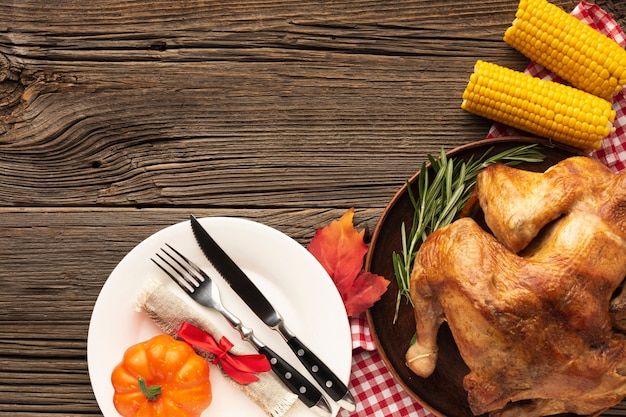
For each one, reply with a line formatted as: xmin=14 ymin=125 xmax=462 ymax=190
xmin=2 ymin=0 xmax=626 ymax=415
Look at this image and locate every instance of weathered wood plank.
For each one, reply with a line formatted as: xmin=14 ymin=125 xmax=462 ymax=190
xmin=0 ymin=0 xmax=598 ymax=208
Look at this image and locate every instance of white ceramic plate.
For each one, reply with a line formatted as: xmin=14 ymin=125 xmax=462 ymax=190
xmin=88 ymin=216 xmax=352 ymax=417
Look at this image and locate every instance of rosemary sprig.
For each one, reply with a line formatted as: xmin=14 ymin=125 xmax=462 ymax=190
xmin=392 ymin=144 xmax=545 ymax=323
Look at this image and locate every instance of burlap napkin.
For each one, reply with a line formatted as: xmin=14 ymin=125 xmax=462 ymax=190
xmin=135 ymin=277 xmax=298 ymax=417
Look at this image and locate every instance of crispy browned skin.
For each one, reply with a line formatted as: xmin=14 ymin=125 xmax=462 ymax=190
xmin=405 ymin=156 xmax=626 ymax=417
xmin=477 ymin=156 xmax=615 ymax=253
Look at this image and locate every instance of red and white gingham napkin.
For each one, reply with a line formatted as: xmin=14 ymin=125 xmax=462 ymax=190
xmin=341 ymin=2 xmax=626 ymax=416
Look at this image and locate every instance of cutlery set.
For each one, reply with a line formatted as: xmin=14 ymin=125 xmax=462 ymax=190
xmin=151 ymin=214 xmax=355 ymax=416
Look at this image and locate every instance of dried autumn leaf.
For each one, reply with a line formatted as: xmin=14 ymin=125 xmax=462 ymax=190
xmin=308 ymin=208 xmax=390 ymax=316
xmin=308 ymin=208 xmax=368 ymax=292
xmin=343 ymin=270 xmax=390 ymax=317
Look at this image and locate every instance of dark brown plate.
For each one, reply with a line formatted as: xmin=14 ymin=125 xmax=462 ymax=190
xmin=365 ymin=136 xmax=585 ymax=417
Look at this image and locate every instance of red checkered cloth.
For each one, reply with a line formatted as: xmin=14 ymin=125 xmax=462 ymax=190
xmin=337 ymin=314 xmax=431 ymax=417
xmin=342 ymin=2 xmax=626 ymax=416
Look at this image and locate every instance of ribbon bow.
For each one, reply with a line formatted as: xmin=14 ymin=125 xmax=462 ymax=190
xmin=176 ymin=322 xmax=271 ymax=385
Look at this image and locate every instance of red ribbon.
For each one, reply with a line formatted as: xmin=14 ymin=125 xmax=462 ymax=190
xmin=176 ymin=322 xmax=271 ymax=385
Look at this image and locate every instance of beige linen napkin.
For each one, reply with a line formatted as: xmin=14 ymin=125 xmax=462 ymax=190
xmin=135 ymin=277 xmax=298 ymax=417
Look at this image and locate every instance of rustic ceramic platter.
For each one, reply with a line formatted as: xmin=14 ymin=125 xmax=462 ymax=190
xmin=365 ymin=137 xmax=584 ymax=417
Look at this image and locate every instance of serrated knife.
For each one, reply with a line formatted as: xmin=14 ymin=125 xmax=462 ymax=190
xmin=189 ymin=214 xmax=356 ymax=412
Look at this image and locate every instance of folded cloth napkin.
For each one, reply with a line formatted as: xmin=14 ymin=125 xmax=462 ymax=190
xmin=135 ymin=277 xmax=298 ymax=417
xmin=342 ymin=2 xmax=626 ymax=417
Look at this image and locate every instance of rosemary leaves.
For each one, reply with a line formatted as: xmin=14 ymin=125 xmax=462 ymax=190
xmin=392 ymin=144 xmax=545 ymax=322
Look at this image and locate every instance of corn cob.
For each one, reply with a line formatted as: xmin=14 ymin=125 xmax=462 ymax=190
xmin=504 ymin=0 xmax=626 ymax=101
xmin=461 ymin=60 xmax=615 ymax=150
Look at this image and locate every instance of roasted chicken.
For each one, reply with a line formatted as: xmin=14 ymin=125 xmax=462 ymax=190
xmin=405 ymin=156 xmax=626 ymax=417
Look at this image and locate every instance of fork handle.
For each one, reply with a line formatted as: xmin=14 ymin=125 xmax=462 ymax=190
xmin=217 ymin=309 xmax=330 ymax=413
xmin=258 ymin=345 xmax=330 ymax=413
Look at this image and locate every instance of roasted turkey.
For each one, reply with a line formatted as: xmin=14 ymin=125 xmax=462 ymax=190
xmin=405 ymin=156 xmax=626 ymax=417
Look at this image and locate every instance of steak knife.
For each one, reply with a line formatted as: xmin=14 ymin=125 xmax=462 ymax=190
xmin=189 ymin=215 xmax=356 ymax=412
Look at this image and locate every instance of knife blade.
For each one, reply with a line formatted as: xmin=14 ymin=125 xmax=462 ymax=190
xmin=189 ymin=214 xmax=356 ymax=412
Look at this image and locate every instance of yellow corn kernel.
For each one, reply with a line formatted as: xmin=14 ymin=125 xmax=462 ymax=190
xmin=504 ymin=0 xmax=626 ymax=101
xmin=461 ymin=60 xmax=615 ymax=150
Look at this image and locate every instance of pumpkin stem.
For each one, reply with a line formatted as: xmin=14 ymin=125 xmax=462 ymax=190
xmin=138 ymin=377 xmax=162 ymax=401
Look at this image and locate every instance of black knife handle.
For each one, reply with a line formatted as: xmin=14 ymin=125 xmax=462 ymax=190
xmin=258 ymin=345 xmax=325 ymax=409
xmin=287 ymin=335 xmax=347 ymax=402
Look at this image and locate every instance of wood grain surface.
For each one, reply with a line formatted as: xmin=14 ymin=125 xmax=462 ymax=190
xmin=1 ymin=0 xmax=625 ymax=415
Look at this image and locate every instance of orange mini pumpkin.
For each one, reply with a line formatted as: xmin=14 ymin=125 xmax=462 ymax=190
xmin=111 ymin=334 xmax=212 ymax=417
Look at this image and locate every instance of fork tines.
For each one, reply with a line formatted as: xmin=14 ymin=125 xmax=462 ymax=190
xmin=151 ymin=244 xmax=206 ymax=293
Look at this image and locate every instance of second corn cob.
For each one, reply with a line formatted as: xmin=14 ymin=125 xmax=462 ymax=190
xmin=461 ymin=60 xmax=615 ymax=150
xmin=504 ymin=0 xmax=626 ymax=101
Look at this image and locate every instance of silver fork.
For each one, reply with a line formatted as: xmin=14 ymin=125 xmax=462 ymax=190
xmin=151 ymin=244 xmax=332 ymax=416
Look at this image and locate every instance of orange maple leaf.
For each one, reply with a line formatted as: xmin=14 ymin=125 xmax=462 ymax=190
xmin=308 ymin=208 xmax=390 ymax=316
